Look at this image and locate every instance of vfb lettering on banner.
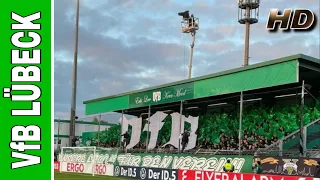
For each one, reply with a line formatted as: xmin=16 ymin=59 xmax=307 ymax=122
xmin=267 ymin=8 xmax=316 ymax=31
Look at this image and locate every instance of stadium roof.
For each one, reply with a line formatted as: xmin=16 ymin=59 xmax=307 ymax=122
xmin=54 ymin=119 xmax=116 ymax=126
xmin=84 ymin=54 xmax=320 ymax=115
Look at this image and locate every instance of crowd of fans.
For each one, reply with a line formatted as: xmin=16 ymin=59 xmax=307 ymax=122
xmin=90 ymin=121 xmax=292 ymax=151
xmin=95 ymin=122 xmax=287 ymax=151
xmin=198 ymin=132 xmax=280 ymax=151
xmin=85 ymin=104 xmax=319 ymax=151
xmin=198 ymin=123 xmax=288 ymax=150
xmin=93 ymin=130 xmax=282 ymax=151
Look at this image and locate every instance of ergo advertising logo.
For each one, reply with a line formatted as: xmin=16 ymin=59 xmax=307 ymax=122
xmin=267 ymin=8 xmax=317 ymax=31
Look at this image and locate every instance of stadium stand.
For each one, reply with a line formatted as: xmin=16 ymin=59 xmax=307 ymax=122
xmin=80 ymin=54 xmax=320 ymax=157
xmin=89 ymin=103 xmax=319 ymax=152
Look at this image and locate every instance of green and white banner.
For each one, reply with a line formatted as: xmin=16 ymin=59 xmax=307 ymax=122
xmin=59 ymin=152 xmax=254 ymax=173
xmin=0 ymin=0 xmax=52 ymax=180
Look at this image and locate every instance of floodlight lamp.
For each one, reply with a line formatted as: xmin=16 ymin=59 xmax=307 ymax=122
xmin=178 ymin=10 xmax=190 ymax=19
xmin=305 ymin=84 xmax=312 ymax=90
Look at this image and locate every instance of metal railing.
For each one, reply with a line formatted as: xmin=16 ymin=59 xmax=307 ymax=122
xmin=118 ymin=147 xmax=320 ymax=158
xmin=256 ymin=118 xmax=320 ymax=155
xmin=255 ymin=149 xmax=320 ymax=158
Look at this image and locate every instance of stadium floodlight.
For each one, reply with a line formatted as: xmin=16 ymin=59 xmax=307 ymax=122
xmin=179 ymin=10 xmax=199 ymax=79
xmin=70 ymin=0 xmax=80 ymax=146
xmin=178 ymin=10 xmax=190 ymax=19
xmin=237 ymin=0 xmax=260 ymax=66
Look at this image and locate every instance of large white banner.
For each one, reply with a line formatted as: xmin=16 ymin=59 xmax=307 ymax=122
xmin=125 ymin=117 xmax=142 ymax=149
xmin=120 ymin=111 xmax=199 ymax=150
xmin=143 ymin=111 xmax=168 ymax=150
xmin=163 ymin=113 xmax=199 ymax=150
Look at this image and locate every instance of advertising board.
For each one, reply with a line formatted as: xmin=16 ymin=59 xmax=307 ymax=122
xmin=115 ymin=153 xmax=253 ymax=173
xmin=60 ymin=162 xmax=91 ymax=174
xmin=54 ymin=161 xmax=60 ymax=172
xmin=177 ymin=169 xmax=315 ymax=180
xmin=60 ymin=162 xmax=114 ymax=176
xmin=114 ymin=166 xmax=178 ymax=180
xmin=254 ymin=156 xmax=320 ymax=177
xmin=59 ymin=152 xmax=254 ymax=173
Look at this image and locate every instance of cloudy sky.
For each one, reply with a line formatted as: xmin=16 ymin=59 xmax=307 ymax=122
xmin=54 ymin=0 xmax=320 ymax=121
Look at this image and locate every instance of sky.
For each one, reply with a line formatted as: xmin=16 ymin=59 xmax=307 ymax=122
xmin=54 ymin=0 xmax=320 ymax=122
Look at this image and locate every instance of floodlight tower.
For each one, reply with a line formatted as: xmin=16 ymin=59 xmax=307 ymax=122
xmin=178 ymin=10 xmax=199 ymax=79
xmin=69 ymin=0 xmax=80 ymax=146
xmin=238 ymin=0 xmax=260 ymax=66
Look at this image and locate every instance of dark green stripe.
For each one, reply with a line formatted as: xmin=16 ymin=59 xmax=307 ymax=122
xmin=54 ymin=119 xmax=117 ymax=126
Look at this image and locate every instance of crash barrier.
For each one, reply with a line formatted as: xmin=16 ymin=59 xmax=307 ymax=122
xmin=54 ymin=163 xmax=320 ymax=180
xmin=254 ymin=156 xmax=320 ymax=177
xmin=58 ymin=152 xmax=254 ymax=174
xmin=56 ymin=151 xmax=320 ymax=179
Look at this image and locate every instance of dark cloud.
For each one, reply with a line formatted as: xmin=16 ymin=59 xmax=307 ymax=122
xmin=54 ymin=0 xmax=320 ymax=119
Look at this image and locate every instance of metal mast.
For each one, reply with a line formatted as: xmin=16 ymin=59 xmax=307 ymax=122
xmin=178 ymin=10 xmax=199 ymax=79
xmin=238 ymin=0 xmax=260 ymax=66
xmin=69 ymin=0 xmax=80 ymax=145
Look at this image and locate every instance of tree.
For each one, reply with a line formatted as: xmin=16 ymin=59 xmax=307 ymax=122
xmin=92 ymin=117 xmax=99 ymax=123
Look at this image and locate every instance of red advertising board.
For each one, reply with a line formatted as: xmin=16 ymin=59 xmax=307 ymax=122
xmin=54 ymin=161 xmax=60 ymax=172
xmin=95 ymin=164 xmax=107 ymax=175
xmin=178 ymin=169 xmax=314 ymax=180
xmin=66 ymin=163 xmax=85 ymax=173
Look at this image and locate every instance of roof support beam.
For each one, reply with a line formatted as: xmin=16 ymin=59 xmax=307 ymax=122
xmin=300 ymin=61 xmax=320 ymax=73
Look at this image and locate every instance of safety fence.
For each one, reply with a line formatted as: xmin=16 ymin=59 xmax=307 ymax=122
xmin=121 ymin=148 xmax=320 ymax=158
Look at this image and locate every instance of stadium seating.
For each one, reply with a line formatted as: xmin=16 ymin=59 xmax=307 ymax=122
xmin=194 ymin=104 xmax=319 ymax=150
xmin=281 ymin=121 xmax=320 ymax=150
